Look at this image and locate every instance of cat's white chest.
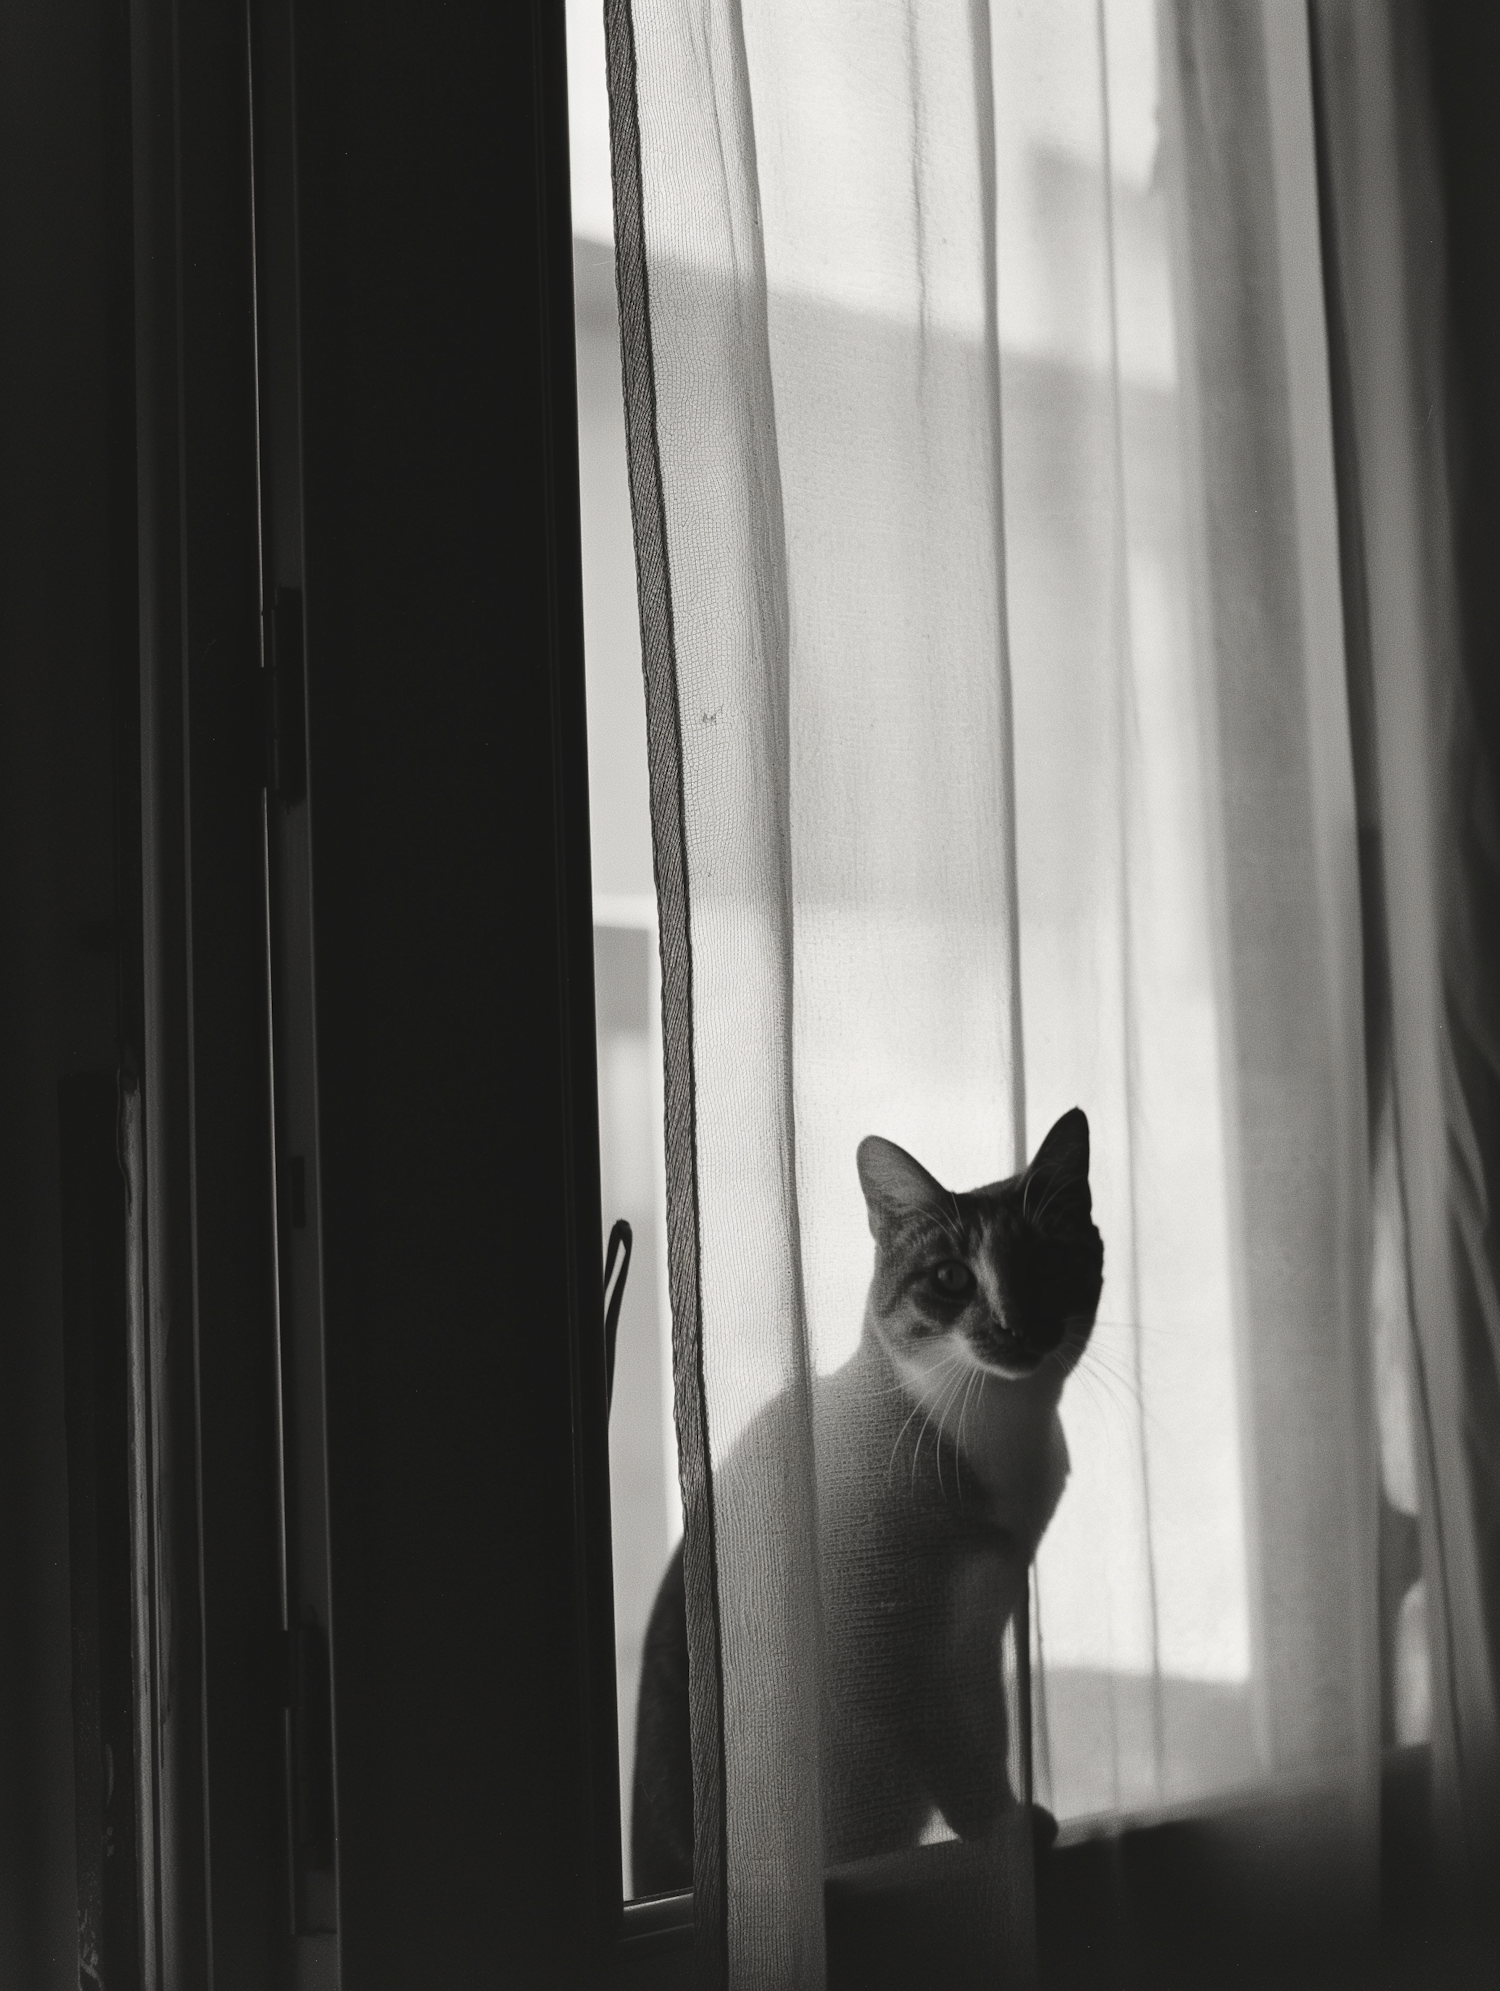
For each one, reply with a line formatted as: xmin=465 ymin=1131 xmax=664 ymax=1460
xmin=893 ymin=1345 xmax=1068 ymax=1548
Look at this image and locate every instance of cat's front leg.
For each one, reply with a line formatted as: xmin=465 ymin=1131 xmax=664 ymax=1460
xmin=910 ymin=1536 xmax=1018 ymax=1841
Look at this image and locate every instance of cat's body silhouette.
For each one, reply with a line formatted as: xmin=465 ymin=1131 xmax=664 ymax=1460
xmin=632 ymin=1108 xmax=1103 ymax=1893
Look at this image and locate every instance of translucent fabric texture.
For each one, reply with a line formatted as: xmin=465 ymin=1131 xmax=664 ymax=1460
xmin=1312 ymin=0 xmax=1500 ymax=1891
xmin=608 ymin=1 xmax=1397 ymax=1983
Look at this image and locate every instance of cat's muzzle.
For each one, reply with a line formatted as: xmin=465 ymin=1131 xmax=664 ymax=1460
xmin=969 ymin=1316 xmax=1051 ymax=1377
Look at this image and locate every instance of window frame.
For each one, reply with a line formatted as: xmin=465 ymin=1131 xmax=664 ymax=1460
xmin=122 ymin=0 xmax=645 ymax=1980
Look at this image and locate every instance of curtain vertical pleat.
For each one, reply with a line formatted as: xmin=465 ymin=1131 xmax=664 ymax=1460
xmin=1311 ymin=0 xmax=1500 ymax=1901
xmin=993 ymin=0 xmax=1185 ymax=1810
xmin=1160 ymin=3 xmax=1380 ymax=1922
xmin=605 ymin=5 xmax=731 ymax=1978
xmin=608 ymin=0 xmax=826 ymax=1982
xmin=756 ymin=2 xmax=1033 ymax=1976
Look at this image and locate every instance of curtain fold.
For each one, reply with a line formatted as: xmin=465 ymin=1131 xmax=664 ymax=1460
xmin=607 ymin=0 xmax=825 ymax=1981
xmin=1311 ymin=0 xmax=1500 ymax=1906
xmin=1157 ymin=0 xmax=1378 ymax=1918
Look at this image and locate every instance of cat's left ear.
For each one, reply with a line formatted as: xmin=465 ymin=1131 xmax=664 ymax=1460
xmin=857 ymin=1136 xmax=948 ymax=1238
xmin=1025 ymin=1108 xmax=1093 ymax=1225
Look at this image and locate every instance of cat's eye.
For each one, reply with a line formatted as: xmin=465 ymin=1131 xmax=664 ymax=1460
xmin=931 ymin=1260 xmax=974 ymax=1297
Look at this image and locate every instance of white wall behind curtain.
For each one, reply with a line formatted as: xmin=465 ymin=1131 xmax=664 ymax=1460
xmin=621 ymin=0 xmax=1380 ymax=1982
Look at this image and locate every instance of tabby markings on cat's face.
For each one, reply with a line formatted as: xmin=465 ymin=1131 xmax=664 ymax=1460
xmin=856 ymin=1108 xmax=1104 ymax=1387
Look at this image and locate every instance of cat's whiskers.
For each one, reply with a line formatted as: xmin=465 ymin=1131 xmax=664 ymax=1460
xmin=1079 ymin=1344 xmax=1172 ymax=1442
xmin=1068 ymin=1350 xmax=1163 ymax=1447
xmin=955 ymin=1364 xmax=987 ymax=1504
xmin=863 ymin=1361 xmax=929 ymax=1402
xmin=907 ymin=1348 xmax=973 ymax=1496
xmin=886 ymin=1345 xmax=966 ymax=1486
xmin=1090 ymin=1315 xmax=1176 ymax=1347
xmin=1079 ymin=1336 xmax=1146 ymax=1400
xmin=1079 ymin=1366 xmax=1137 ymax=1431
xmin=911 ymin=1358 xmax=955 ymax=1494
xmin=1082 ymin=1337 xmax=1139 ymax=1382
xmin=929 ymin=1356 xmax=975 ymax=1502
xmin=887 ymin=1387 xmax=932 ymax=1486
xmin=1067 ymin=1360 xmax=1125 ymax=1437
xmin=945 ymin=1359 xmax=976 ymax=1487
xmin=911 ymin=1393 xmax=939 ymax=1495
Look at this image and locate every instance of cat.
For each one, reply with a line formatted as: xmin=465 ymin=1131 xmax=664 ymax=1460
xmin=631 ymin=1107 xmax=1103 ymax=1894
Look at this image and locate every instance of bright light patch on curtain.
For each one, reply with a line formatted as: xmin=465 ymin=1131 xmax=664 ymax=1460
xmin=992 ymin=0 xmax=1255 ymax=1819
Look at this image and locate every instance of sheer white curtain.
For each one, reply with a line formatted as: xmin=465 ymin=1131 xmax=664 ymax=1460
xmin=607 ymin=1 xmax=1382 ymax=1982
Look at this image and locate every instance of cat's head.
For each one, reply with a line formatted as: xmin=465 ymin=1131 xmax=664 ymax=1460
xmin=856 ymin=1108 xmax=1104 ymax=1385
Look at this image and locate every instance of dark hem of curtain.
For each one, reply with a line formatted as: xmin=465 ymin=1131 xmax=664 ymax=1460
xmin=604 ymin=3 xmax=728 ymax=1982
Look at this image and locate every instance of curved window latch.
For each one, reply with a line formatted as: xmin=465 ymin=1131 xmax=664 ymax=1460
xmin=602 ymin=1218 xmax=633 ymax=1415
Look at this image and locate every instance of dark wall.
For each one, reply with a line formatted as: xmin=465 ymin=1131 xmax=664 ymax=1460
xmin=2 ymin=2 xmax=617 ymax=1981
xmin=294 ymin=2 xmax=613 ymax=1982
xmin=0 ymin=1 xmax=133 ymax=1983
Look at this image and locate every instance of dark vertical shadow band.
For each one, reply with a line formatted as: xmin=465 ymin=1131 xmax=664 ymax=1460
xmin=121 ymin=1069 xmax=158 ymax=1991
xmin=603 ymin=4 xmax=729 ymax=1985
xmin=1310 ymin=0 xmax=1500 ymax=1906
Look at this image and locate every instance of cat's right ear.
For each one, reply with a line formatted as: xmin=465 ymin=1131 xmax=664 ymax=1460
xmin=1025 ymin=1107 xmax=1094 ymax=1230
xmin=857 ymin=1136 xmax=948 ymax=1237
